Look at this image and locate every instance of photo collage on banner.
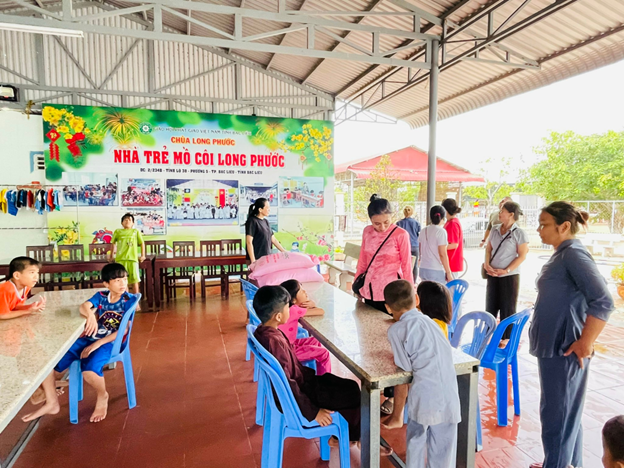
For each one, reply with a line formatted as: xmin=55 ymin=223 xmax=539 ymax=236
xmin=42 ymin=105 xmax=335 ymax=259
xmin=239 ymin=183 xmax=278 ymax=234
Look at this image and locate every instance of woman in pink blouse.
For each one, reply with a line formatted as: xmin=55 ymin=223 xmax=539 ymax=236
xmin=354 ymin=194 xmax=413 ymax=313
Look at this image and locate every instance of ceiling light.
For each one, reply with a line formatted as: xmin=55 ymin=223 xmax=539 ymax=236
xmin=0 ymin=22 xmax=84 ymax=38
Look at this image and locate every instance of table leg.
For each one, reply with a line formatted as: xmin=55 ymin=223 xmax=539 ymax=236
xmin=144 ymin=260 xmax=154 ymax=310
xmin=154 ymin=267 xmax=162 ymax=307
xmin=361 ymin=383 xmax=381 ymax=468
xmin=456 ymin=368 xmax=478 ymax=468
xmin=328 ymin=268 xmax=338 ymax=286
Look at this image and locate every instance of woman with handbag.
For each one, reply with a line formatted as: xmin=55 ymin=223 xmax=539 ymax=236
xmin=353 ymin=194 xmax=413 ymax=313
xmin=484 ymin=201 xmax=529 ymax=344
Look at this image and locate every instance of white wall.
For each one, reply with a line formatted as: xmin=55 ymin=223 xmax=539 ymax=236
xmin=0 ymin=109 xmax=48 ymax=262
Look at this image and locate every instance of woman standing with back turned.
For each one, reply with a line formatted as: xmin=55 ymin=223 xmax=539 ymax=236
xmin=530 ymin=202 xmax=613 ymax=468
xmin=441 ymin=198 xmax=464 ymax=278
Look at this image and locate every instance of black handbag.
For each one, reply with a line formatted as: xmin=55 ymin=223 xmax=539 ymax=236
xmin=481 ymin=228 xmax=516 ymax=279
xmin=352 ymin=227 xmax=398 ymax=297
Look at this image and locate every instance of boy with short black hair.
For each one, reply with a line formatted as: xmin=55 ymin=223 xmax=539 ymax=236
xmin=382 ymin=279 xmax=460 ymax=468
xmin=252 ymin=285 xmax=362 ymax=441
xmin=22 ymin=263 xmax=139 ymax=423
xmin=603 ymin=415 xmax=624 ymax=468
xmin=0 ymin=256 xmax=45 ymax=319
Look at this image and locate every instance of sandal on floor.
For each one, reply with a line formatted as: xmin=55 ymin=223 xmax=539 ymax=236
xmin=380 ymin=399 xmax=394 ymax=415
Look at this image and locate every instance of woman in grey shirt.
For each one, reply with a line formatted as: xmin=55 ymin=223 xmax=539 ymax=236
xmin=529 ymin=202 xmax=613 ymax=468
xmin=484 ymin=201 xmax=529 ymax=343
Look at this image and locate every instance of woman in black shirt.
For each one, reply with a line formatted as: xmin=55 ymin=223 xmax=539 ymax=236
xmin=245 ymin=197 xmax=286 ymax=263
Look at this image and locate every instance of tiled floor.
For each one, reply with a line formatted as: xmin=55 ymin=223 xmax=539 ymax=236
xmin=3 ymin=284 xmax=624 ymax=468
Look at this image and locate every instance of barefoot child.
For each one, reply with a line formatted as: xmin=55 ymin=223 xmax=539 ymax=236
xmin=0 ymin=256 xmax=46 ymax=320
xmin=603 ymin=415 xmax=624 ymax=468
xmin=416 ymin=281 xmax=453 ymax=339
xmin=279 ymin=279 xmax=331 ymax=374
xmin=109 ymin=213 xmax=145 ymax=297
xmin=381 ymin=279 xmax=460 ymax=468
xmin=23 ymin=263 xmax=138 ymax=423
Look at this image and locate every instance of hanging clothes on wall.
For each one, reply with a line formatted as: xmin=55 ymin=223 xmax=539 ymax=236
xmin=6 ymin=190 xmax=18 ymax=216
xmin=0 ymin=189 xmax=7 ymax=214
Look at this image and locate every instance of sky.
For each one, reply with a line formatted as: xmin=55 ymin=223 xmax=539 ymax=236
xmin=334 ymin=59 xmax=624 ymax=183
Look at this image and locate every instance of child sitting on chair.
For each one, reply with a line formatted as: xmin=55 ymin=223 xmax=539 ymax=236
xmin=253 ymin=285 xmax=393 ymax=456
xmin=279 ymin=279 xmax=331 ymax=374
xmin=0 ymin=256 xmax=46 ymax=320
xmin=603 ymin=415 xmax=624 ymax=468
xmin=381 ymin=279 xmax=460 ymax=468
xmin=22 ymin=263 xmax=138 ymax=424
xmin=416 ymin=281 xmax=453 ymax=339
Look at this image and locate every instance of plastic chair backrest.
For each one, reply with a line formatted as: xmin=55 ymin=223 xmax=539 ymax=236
xmin=246 ymin=325 xmax=312 ymax=428
xmin=450 ymin=311 xmax=497 ymax=360
xmin=110 ymin=293 xmax=141 ymax=357
xmin=241 ymin=279 xmax=259 ymax=301
xmin=246 ymin=299 xmax=261 ymax=326
xmin=481 ymin=308 xmax=531 ymax=364
xmin=446 ymin=279 xmax=469 ymax=333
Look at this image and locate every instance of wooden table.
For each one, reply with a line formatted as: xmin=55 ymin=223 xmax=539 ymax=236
xmin=153 ymin=251 xmax=247 ymax=306
xmin=0 ymin=258 xmax=155 ymax=310
xmin=0 ymin=289 xmax=101 ymax=467
xmin=301 ymin=282 xmax=480 ymax=468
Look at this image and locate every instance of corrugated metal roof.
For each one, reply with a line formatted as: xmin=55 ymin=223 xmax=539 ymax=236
xmin=0 ymin=0 xmax=622 ymax=125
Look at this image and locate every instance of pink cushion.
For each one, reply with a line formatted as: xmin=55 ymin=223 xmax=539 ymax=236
xmin=249 ymin=252 xmax=319 ymax=276
xmin=251 ymin=267 xmax=324 ymax=287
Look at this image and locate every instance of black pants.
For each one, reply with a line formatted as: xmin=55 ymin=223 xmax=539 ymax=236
xmin=485 ymin=274 xmax=520 ymax=340
xmin=307 ymin=373 xmax=361 ymax=441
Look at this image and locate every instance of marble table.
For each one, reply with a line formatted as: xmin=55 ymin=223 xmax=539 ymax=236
xmin=301 ymin=282 xmax=480 ymax=468
xmin=0 ymin=289 xmax=97 ymax=466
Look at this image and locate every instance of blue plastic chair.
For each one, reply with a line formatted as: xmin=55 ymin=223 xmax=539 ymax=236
xmin=68 ymin=293 xmax=141 ymax=424
xmin=446 ymin=279 xmax=469 ymax=338
xmin=246 ymin=300 xmax=315 ymax=383
xmin=480 ymin=308 xmax=531 ymax=427
xmin=241 ymin=278 xmax=259 ymax=301
xmin=247 ymin=325 xmax=351 ymax=468
xmin=450 ymin=311 xmax=497 ymax=449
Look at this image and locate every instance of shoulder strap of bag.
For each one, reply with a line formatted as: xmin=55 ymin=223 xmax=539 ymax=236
xmin=361 ymin=226 xmax=399 ymax=275
xmin=489 ymin=228 xmax=516 ymax=263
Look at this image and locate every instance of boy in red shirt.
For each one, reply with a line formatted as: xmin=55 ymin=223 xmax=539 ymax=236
xmin=0 ymin=256 xmax=46 ymax=320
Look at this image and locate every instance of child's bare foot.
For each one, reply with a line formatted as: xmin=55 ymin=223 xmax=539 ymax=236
xmin=381 ymin=414 xmax=404 ymax=430
xmin=22 ymin=400 xmax=60 ymax=422
xmin=90 ymin=392 xmax=109 ymax=423
xmin=55 ymin=380 xmax=68 ymax=396
xmin=348 ymin=441 xmax=393 ymax=456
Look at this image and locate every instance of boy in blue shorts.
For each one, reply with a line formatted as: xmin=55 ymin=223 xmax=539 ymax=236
xmin=22 ymin=263 xmax=138 ymax=423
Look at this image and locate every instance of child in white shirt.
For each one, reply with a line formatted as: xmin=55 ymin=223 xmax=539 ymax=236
xmin=382 ymin=279 xmax=461 ymax=468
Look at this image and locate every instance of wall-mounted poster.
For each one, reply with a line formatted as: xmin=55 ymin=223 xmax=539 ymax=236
xmin=42 ymin=105 xmax=335 ymax=259
xmin=239 ymin=209 xmax=278 ymax=234
xmin=167 ymin=179 xmax=239 ymax=226
xmin=130 ymin=209 xmax=166 ymax=236
xmin=121 ymin=178 xmax=163 ymax=207
xmin=240 ymin=183 xmax=278 ymax=207
xmin=279 ymin=176 xmax=324 ymax=208
xmin=61 ymin=172 xmax=118 ymax=206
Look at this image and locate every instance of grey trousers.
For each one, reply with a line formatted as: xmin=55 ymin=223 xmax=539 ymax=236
xmin=537 ymin=354 xmax=590 ymax=468
xmin=406 ymin=420 xmax=457 ymax=468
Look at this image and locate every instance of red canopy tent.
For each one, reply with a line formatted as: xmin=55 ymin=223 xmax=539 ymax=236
xmin=335 ymin=146 xmax=484 ymax=183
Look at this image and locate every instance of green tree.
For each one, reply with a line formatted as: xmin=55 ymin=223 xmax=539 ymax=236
xmin=350 ymin=155 xmax=421 ymax=222
xmin=520 ymin=130 xmax=624 ymax=200
xmin=463 ymin=157 xmax=515 ymax=212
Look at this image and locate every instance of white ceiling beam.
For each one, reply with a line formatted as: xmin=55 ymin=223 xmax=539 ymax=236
xmin=0 ymin=12 xmax=433 ymax=69
xmin=387 ymin=0 xmax=442 ymax=26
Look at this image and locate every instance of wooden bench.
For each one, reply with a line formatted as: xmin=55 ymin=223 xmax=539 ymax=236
xmin=325 ymin=242 xmax=360 ymax=291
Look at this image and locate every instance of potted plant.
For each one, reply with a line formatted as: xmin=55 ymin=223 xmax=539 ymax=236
xmin=611 ymin=263 xmax=624 ymax=300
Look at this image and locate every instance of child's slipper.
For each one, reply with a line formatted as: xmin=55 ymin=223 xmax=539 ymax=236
xmin=380 ymin=399 xmax=394 ymax=415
